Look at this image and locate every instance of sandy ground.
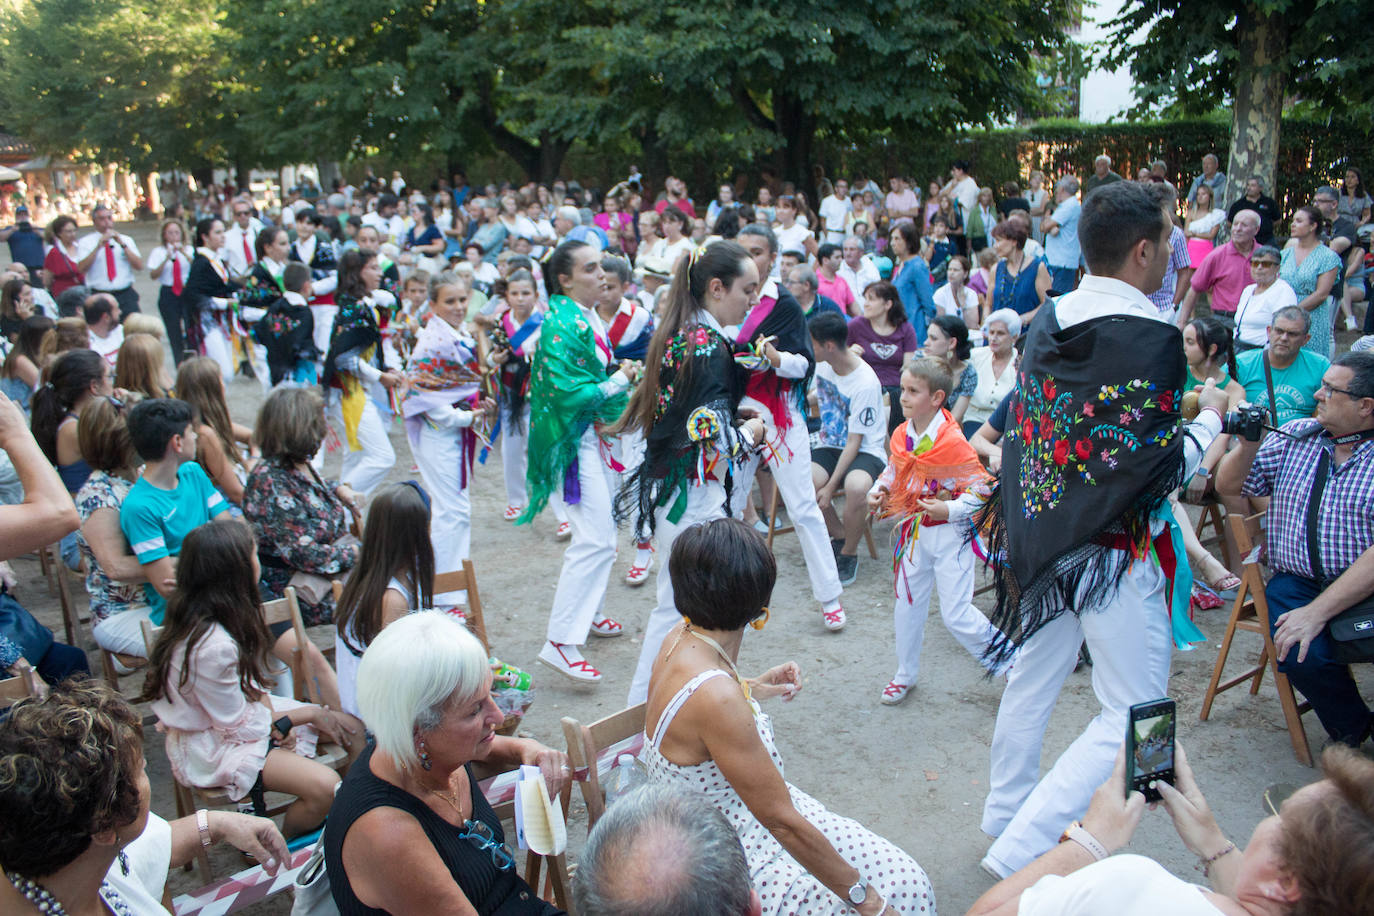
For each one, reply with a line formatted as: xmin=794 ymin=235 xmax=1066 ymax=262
xmin=15 ymin=218 xmax=1369 ymax=915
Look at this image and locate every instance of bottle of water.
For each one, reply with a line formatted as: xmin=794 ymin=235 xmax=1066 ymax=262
xmin=603 ymin=753 xmax=648 ymax=805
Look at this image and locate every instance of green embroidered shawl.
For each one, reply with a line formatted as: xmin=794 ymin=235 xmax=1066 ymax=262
xmin=517 ymin=295 xmax=629 ymax=523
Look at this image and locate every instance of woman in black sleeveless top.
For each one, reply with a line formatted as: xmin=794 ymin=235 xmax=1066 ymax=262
xmin=323 ymin=612 xmax=569 ymax=915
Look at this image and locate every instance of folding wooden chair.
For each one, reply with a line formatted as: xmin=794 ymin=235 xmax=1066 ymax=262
xmin=261 ymin=587 xmax=317 ymax=704
xmin=1199 ymin=513 xmax=1314 ymax=766
xmin=765 ymin=478 xmax=878 ymax=558
xmin=434 ymin=559 xmax=489 ymax=652
xmin=560 ymin=702 xmax=647 ymax=829
xmin=1192 ymin=498 xmax=1236 ymax=574
xmin=0 ymin=659 xmax=42 ymax=710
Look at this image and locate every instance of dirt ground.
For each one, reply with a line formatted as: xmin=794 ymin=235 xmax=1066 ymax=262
xmin=15 ymin=219 xmax=1368 ymax=915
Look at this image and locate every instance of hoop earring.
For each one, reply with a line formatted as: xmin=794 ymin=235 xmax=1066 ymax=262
xmin=418 ymin=741 xmax=432 ymax=771
xmin=750 ymin=607 xmax=770 ymax=631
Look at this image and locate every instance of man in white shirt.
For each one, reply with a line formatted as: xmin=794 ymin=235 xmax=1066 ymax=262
xmin=837 ymin=236 xmax=880 ymax=301
xmin=818 ymin=179 xmax=852 ymax=245
xmin=942 ymin=160 xmax=980 ymax=222
xmin=223 ymin=198 xmax=263 ymax=279
xmin=361 ymin=193 xmax=406 ymax=246
xmin=75 ymin=204 xmax=143 ymax=315
xmin=83 ymin=293 xmax=124 ymax=366
xmin=930 ymin=182 xmax=1231 ymax=878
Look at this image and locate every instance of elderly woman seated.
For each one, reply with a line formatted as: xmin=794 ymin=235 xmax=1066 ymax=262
xmin=644 ymin=518 xmax=934 ymax=916
xmin=0 ymin=680 xmax=290 ymax=916
xmin=968 ymin=744 xmax=1374 ymax=916
xmin=324 ymin=612 xmax=571 ymax=915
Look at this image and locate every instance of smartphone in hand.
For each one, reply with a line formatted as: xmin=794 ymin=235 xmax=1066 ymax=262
xmin=1126 ymin=697 xmax=1176 ymax=802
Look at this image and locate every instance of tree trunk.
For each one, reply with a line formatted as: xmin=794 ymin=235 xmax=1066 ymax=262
xmin=1222 ymin=6 xmax=1287 ymax=210
xmin=316 ymin=160 xmax=341 ymax=193
xmin=638 ymin=127 xmax=670 ymax=199
xmin=775 ymin=92 xmax=815 ymax=190
xmin=536 ymin=135 xmax=571 ymax=186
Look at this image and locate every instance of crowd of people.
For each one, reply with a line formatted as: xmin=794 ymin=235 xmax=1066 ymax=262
xmin=0 ymin=156 xmax=1372 ymax=916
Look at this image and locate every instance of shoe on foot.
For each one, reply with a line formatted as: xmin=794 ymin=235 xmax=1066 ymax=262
xmin=589 ymin=614 xmax=624 ymax=638
xmin=503 ymin=505 xmax=523 ymax=521
xmin=537 ymin=642 xmax=602 ymax=682
xmin=1345 ymin=314 xmax=1359 ymax=331
xmin=554 ymin=521 xmax=572 ymax=541
xmin=625 ymin=548 xmax=654 ymax=586
xmin=835 ymin=552 xmax=858 ymax=586
xmin=881 ymin=680 xmax=913 ymax=705
xmin=822 ymin=605 xmax=847 ymax=631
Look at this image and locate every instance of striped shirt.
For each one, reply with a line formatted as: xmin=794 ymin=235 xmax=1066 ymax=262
xmin=1242 ymin=418 xmax=1374 ymax=579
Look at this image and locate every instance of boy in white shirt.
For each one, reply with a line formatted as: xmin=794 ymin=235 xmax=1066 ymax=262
xmin=808 ymin=310 xmax=887 ymax=586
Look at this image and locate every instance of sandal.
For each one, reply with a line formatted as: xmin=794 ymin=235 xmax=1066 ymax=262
xmin=589 ymin=615 xmax=624 ymax=638
xmin=625 ymin=547 xmax=655 ymax=586
xmin=822 ymin=606 xmax=847 ymax=632
xmin=881 ymin=681 xmax=912 ymax=705
xmin=554 ymin=521 xmax=572 ymax=541
xmin=537 ymin=642 xmax=602 ymax=683
xmin=503 ymin=505 xmax=523 ymax=521
xmin=1210 ymin=572 xmax=1242 ymax=593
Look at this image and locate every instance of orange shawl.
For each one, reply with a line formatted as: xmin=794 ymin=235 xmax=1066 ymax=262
xmin=882 ymin=409 xmax=990 ymax=523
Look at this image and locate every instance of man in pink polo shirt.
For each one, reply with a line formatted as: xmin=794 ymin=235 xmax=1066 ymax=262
xmin=815 ymin=243 xmax=856 ymax=315
xmin=1175 ymin=208 xmax=1260 ymax=329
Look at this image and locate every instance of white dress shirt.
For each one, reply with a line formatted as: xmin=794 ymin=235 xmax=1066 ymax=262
xmin=76 ymin=232 xmax=141 ymax=290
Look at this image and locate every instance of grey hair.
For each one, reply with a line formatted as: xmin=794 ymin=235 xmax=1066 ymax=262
xmin=788 ymin=264 xmax=819 ymax=292
xmin=1314 ymin=185 xmax=1340 ymax=202
xmin=985 ymin=307 xmax=1023 ymax=338
xmin=1056 ymin=175 xmax=1080 ymax=194
xmin=737 ymin=223 xmax=778 ymax=255
xmin=1251 ymin=244 xmax=1283 ymax=264
xmin=555 ymin=205 xmax=581 ymax=224
xmin=842 ymin=235 xmax=864 ymax=250
xmin=1095 ymin=155 xmax=1112 ymax=166
xmin=573 ymin=784 xmax=752 ymax=916
xmin=1334 ymin=351 xmax=1374 ymax=400
xmin=1248 ymin=175 xmax=1267 ymax=191
xmin=1232 ymin=208 xmax=1262 ymax=229
xmin=356 ymin=612 xmax=489 ymax=771
xmin=1271 ymin=305 xmax=1311 ymax=334
xmin=1203 ymin=153 xmax=1219 ymax=164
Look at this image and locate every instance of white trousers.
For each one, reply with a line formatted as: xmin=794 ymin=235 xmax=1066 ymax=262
xmin=981 ymin=558 xmax=1174 ymax=875
xmin=500 ymin=403 xmax=567 ymax=522
xmin=412 ymin=422 xmax=471 ymax=605
xmin=628 ymin=479 xmax=730 ymax=705
xmin=893 ymin=522 xmax=1004 ymax=684
xmin=331 ymin=396 xmax=395 ymax=497
xmin=744 ymin=399 xmax=842 ymax=604
xmin=546 ymin=430 xmax=619 ymax=646
xmin=91 ymin=606 xmax=157 ymax=657
xmin=202 ymin=322 xmax=234 ymax=381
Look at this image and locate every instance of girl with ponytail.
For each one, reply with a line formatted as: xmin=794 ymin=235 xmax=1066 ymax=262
xmin=614 ymin=240 xmax=768 ymax=704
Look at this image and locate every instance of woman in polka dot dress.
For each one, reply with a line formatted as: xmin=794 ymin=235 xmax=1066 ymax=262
xmin=642 ymin=518 xmax=936 ymax=916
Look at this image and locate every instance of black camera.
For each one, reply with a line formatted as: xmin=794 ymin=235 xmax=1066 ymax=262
xmin=1221 ymin=403 xmax=1270 ymax=442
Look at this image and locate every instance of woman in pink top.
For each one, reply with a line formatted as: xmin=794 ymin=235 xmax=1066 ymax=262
xmin=144 ymin=518 xmax=362 ymax=838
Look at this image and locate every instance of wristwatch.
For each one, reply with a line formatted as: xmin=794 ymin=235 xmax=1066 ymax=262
xmin=1059 ymin=820 xmax=1108 ymax=861
xmin=847 ymin=881 xmax=867 ymax=906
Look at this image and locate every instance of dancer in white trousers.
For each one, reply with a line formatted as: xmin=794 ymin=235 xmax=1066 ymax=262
xmin=867 ymin=357 xmax=1007 ymax=706
xmin=483 ymin=268 xmax=569 ymax=531
xmin=735 ymin=225 xmax=847 ymax=627
xmin=182 ymin=218 xmax=242 ymax=383
xmin=401 ymin=271 xmax=492 ymax=606
xmin=322 ymin=249 xmax=400 ymax=498
xmin=615 ymin=240 xmax=769 ymax=705
xmin=519 ymin=241 xmax=636 ymax=683
xmin=959 ymin=186 xmax=1229 ymax=878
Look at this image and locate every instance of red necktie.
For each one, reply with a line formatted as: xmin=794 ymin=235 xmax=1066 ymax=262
xmin=243 ymin=235 xmax=254 ymax=266
xmin=104 ymin=243 xmax=117 ymax=281
xmin=171 ymin=254 xmax=184 ymax=296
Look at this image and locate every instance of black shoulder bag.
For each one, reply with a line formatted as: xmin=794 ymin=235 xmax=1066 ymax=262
xmin=1262 ymin=350 xmax=1279 ymax=424
xmin=1306 ymin=449 xmax=1374 ymax=663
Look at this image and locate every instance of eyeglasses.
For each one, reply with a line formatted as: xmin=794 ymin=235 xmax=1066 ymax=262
xmin=1250 ymin=259 xmax=1279 ymax=268
xmin=458 ymin=819 xmax=515 ymax=871
xmin=1318 ymin=381 xmax=1359 ymax=399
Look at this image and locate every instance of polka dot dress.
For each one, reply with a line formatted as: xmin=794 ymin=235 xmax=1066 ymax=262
xmin=644 ymin=670 xmax=936 ymax=915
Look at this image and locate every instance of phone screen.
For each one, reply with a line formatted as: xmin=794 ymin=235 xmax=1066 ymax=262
xmin=1127 ymin=699 xmax=1175 ymax=801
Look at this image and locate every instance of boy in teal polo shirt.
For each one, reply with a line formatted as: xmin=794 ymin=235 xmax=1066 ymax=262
xmin=119 ymin=398 xmax=228 ymax=624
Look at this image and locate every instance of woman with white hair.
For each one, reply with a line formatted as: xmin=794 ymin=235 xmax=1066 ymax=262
xmin=323 ymin=612 xmax=571 ymax=915
xmin=963 ymin=309 xmax=1021 ymax=437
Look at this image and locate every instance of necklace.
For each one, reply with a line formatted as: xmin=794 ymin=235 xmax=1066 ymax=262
xmin=426 ymin=775 xmax=468 ymax=820
xmin=6 ymin=872 xmax=135 ymax=916
xmin=667 ymin=622 xmax=752 ymax=702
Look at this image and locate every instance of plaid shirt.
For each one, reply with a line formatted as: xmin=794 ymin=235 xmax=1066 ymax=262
xmin=1243 ymin=418 xmax=1374 ymax=579
xmin=1148 ymin=226 xmax=1192 ymax=315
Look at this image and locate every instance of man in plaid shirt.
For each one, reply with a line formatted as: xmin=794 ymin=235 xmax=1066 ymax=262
xmin=1217 ymin=350 xmax=1374 ymax=748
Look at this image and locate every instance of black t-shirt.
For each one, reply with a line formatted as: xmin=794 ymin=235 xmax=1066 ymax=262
xmin=998 ymin=197 xmax=1031 ymax=218
xmin=1326 ymin=216 xmax=1359 ymax=283
xmin=1228 ymin=195 xmax=1281 ymax=244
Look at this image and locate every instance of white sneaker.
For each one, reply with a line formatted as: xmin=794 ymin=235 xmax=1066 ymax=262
xmin=537 ymin=642 xmax=602 ymax=683
xmin=822 ymin=605 xmax=847 ymax=631
xmin=881 ymin=680 xmax=912 ymax=705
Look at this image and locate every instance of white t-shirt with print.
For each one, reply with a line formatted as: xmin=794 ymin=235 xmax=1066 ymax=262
xmin=813 ymin=359 xmax=887 ymax=460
